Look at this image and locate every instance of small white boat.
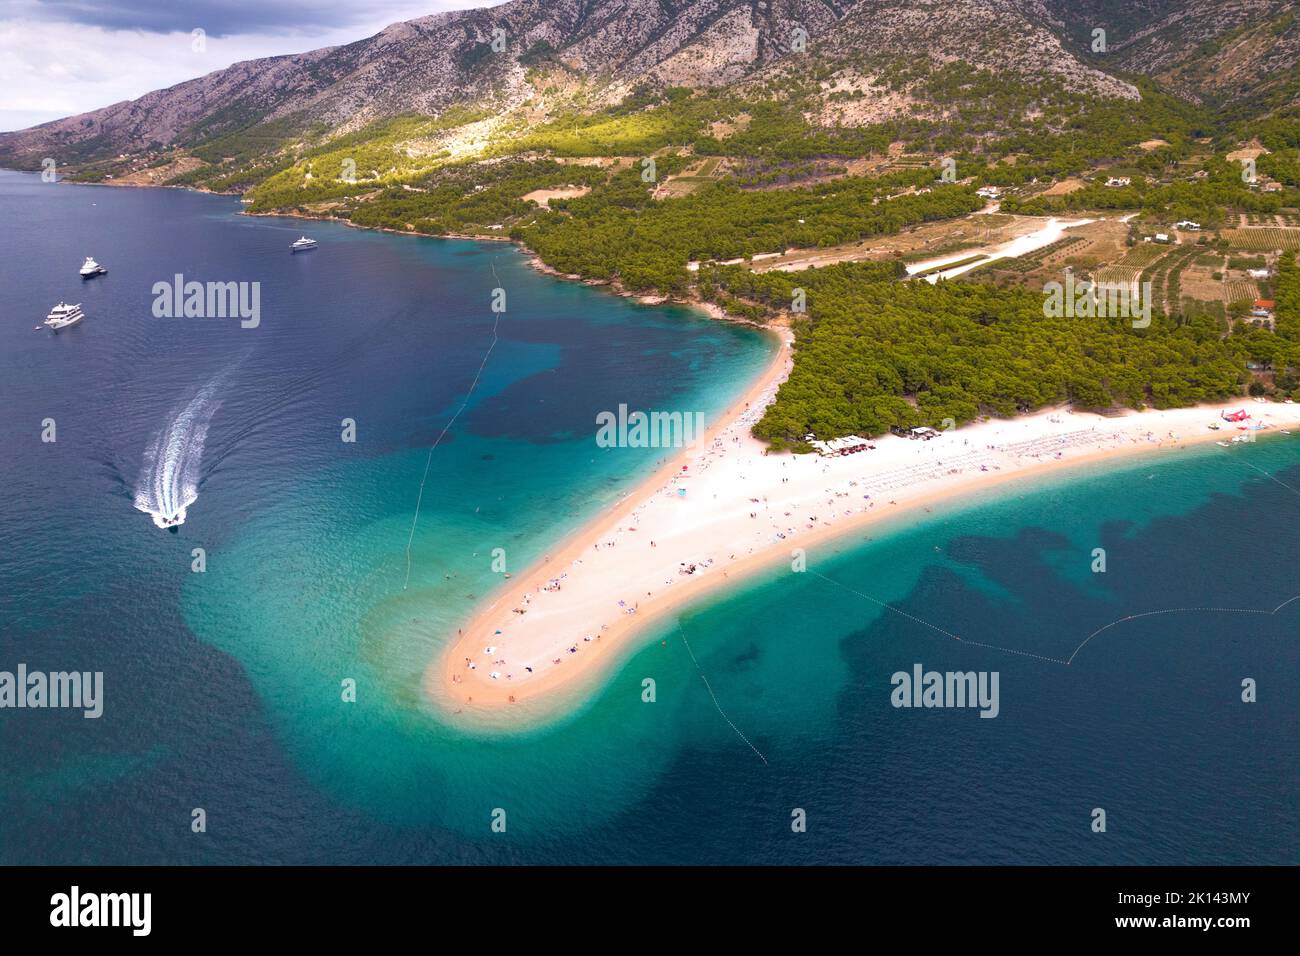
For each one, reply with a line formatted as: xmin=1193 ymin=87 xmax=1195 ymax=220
xmin=79 ymin=256 xmax=106 ymax=277
xmin=155 ymin=513 xmax=184 ymax=531
xmin=290 ymin=236 xmax=318 ymax=253
xmin=44 ymin=301 xmax=85 ymax=331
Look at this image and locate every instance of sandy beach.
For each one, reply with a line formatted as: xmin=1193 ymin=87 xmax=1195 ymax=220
xmin=427 ymin=330 xmax=1300 ymax=725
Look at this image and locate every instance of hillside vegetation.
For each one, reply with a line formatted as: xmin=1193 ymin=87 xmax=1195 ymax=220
xmin=6 ymin=0 xmax=1300 ymax=446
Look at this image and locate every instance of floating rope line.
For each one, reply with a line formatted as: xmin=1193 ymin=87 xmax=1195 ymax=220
xmin=403 ymin=260 xmax=503 ymax=590
xmin=677 ymin=623 xmax=768 ymax=766
xmin=809 ymin=571 xmax=1298 ymax=667
xmin=1066 ymin=600 xmax=1298 ymax=664
xmin=808 ymin=570 xmax=963 ymax=642
xmin=1236 ymin=457 xmax=1300 ymax=498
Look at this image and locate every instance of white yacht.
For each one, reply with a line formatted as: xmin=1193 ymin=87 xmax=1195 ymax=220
xmin=79 ymin=256 xmax=106 ymax=277
xmin=290 ymin=236 xmax=318 ymax=253
xmin=45 ymin=301 xmax=85 ymax=331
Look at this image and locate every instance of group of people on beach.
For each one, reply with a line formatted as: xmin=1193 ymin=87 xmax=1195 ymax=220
xmin=453 ymin=374 xmax=1249 ymax=706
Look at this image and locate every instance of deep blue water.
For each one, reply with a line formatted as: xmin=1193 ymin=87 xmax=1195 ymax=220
xmin=0 ymin=170 xmax=1296 ymax=864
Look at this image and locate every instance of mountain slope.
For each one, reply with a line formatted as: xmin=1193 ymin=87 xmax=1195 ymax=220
xmin=0 ymin=1 xmax=834 ymax=166
xmin=1037 ymin=0 xmax=1300 ymax=118
xmin=0 ymin=0 xmax=1143 ymax=171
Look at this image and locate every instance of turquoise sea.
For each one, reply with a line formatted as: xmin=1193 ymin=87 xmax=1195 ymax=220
xmin=0 ymin=169 xmax=1295 ymax=864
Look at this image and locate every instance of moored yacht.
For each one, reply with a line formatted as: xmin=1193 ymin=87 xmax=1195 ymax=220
xmin=290 ymin=236 xmax=318 ymax=253
xmin=80 ymin=256 xmax=107 ymax=277
xmin=44 ymin=301 xmax=85 ymax=331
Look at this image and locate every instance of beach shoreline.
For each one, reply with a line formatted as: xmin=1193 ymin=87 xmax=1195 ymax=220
xmin=32 ymin=178 xmax=1300 ymax=723
xmin=35 ymin=176 xmax=1295 ymax=729
xmin=428 ymin=362 xmax=1300 ymax=728
xmin=239 ymin=203 xmax=766 ymax=324
xmin=424 ymin=323 xmax=794 ymax=723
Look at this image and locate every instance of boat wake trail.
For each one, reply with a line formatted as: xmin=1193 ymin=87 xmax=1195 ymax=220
xmin=134 ymin=373 xmax=227 ymax=530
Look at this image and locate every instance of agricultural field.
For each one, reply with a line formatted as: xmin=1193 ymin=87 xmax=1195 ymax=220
xmin=1058 ymin=218 xmax=1128 ymax=263
xmin=748 ymin=210 xmax=1027 ymax=273
xmin=1221 ymin=228 xmax=1300 ymax=251
xmin=654 ymin=156 xmax=729 ymax=198
xmin=1178 ymin=263 xmax=1224 ymax=303
xmin=989 ymin=236 xmax=1088 ymax=275
xmin=1039 ymin=177 xmax=1085 ymax=196
xmin=958 ymin=220 xmax=1126 ymax=288
xmin=1094 ymin=265 xmax=1145 ymax=285
xmin=1118 ymin=243 xmax=1169 ymax=267
xmin=1224 ymin=279 xmax=1260 ymax=303
xmin=1038 ymin=234 xmax=1099 ymax=267
xmin=1147 ymin=245 xmax=1203 ymax=312
xmin=1089 ymin=241 xmax=1159 ymax=284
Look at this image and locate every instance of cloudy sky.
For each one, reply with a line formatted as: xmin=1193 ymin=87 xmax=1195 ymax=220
xmin=0 ymin=0 xmax=503 ymax=131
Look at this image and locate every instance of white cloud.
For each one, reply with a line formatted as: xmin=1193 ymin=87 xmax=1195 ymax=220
xmin=0 ymin=1 xmax=503 ymax=131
